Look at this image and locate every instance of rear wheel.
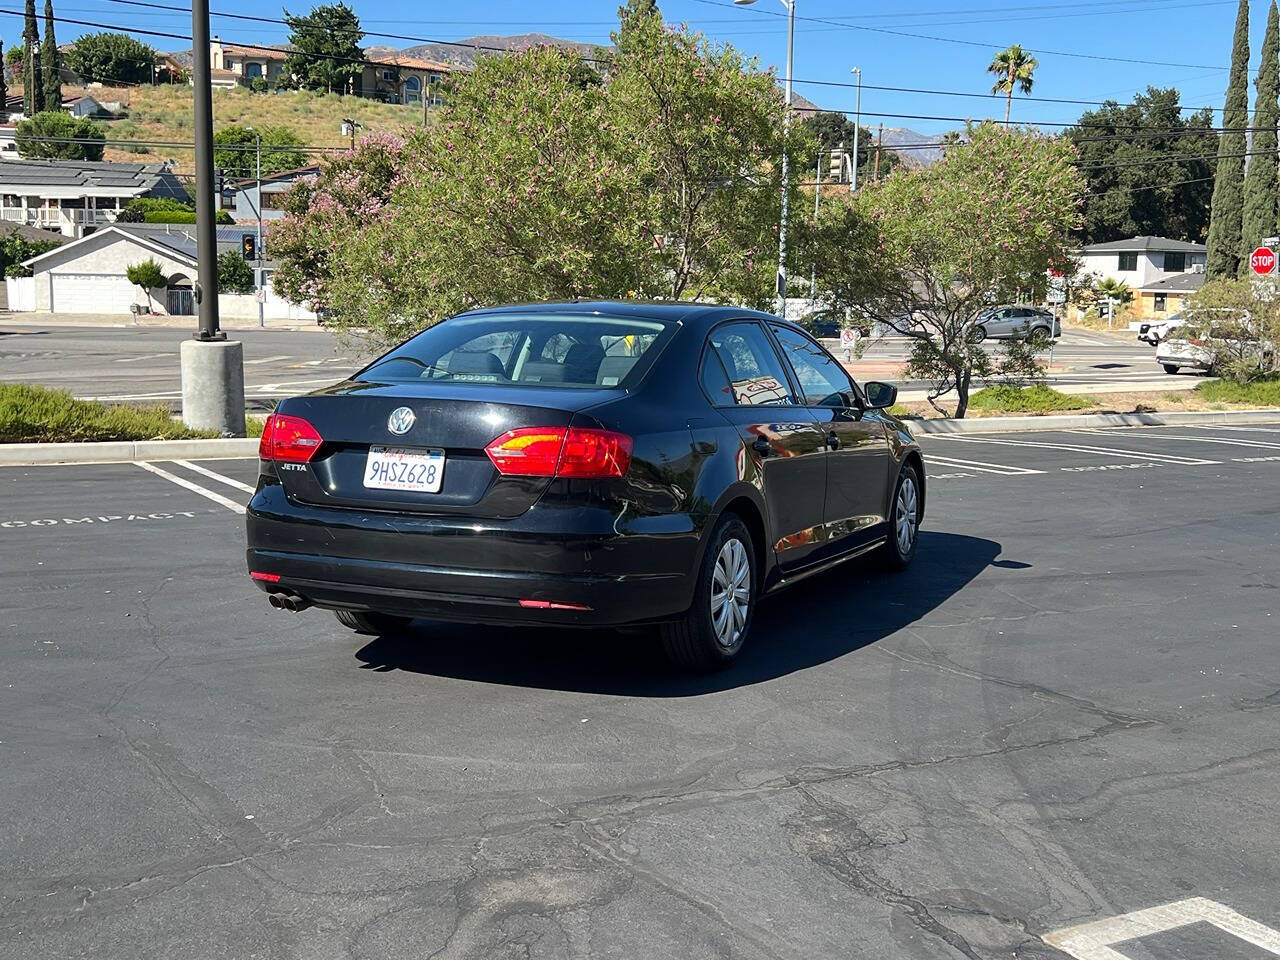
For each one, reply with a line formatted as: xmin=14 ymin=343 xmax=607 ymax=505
xmin=660 ymin=514 xmax=756 ymax=670
xmin=334 ymin=609 xmax=413 ymax=635
xmin=881 ymin=463 xmax=921 ymax=570
xmin=967 ymin=325 xmax=986 ymax=344
xmin=1162 ymin=364 xmax=1180 ymax=375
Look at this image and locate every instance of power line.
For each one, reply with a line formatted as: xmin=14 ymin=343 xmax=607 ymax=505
xmin=687 ymin=0 xmax=1228 ymax=71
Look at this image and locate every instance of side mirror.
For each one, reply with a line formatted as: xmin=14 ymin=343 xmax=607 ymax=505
xmin=863 ymin=381 xmax=897 ymax=410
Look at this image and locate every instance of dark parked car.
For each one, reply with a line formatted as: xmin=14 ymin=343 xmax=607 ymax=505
xmin=247 ymin=302 xmax=925 ymax=669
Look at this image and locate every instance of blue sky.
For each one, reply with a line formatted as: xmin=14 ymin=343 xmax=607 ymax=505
xmin=8 ymin=0 xmax=1259 ymax=137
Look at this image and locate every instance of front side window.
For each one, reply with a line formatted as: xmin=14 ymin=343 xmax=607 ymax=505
xmin=357 ymin=313 xmax=670 ymax=389
xmin=707 ymin=322 xmax=796 ymax=406
xmin=770 ymin=324 xmax=854 ymax=407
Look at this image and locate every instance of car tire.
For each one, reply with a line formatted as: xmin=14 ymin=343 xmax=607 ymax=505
xmin=967 ymin=326 xmax=986 ymax=344
xmin=1031 ymin=326 xmax=1053 ymax=341
xmin=1162 ymin=364 xmax=1180 ymax=375
xmin=660 ymin=513 xmax=756 ymax=670
xmin=334 ymin=609 xmax=413 ymax=635
xmin=881 ymin=462 xmax=922 ymax=570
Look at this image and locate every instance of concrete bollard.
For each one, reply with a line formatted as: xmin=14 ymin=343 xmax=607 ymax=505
xmin=180 ymin=339 xmax=246 ymax=437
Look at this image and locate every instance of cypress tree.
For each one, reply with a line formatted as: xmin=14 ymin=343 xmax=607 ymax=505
xmin=41 ymin=0 xmax=60 ymax=113
xmin=1242 ymin=1 xmax=1280 ymax=272
xmin=1207 ymin=0 xmax=1250 ymax=278
xmin=22 ymin=0 xmax=43 ymax=116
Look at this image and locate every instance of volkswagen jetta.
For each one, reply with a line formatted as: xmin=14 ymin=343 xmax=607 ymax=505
xmin=246 ymin=302 xmax=924 ymax=669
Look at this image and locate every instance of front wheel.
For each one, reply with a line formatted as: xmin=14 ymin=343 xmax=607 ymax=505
xmin=334 ymin=609 xmax=413 ymax=635
xmin=1162 ymin=364 xmax=1180 ymax=375
xmin=967 ymin=325 xmax=986 ymax=344
xmin=881 ymin=463 xmax=922 ymax=570
xmin=661 ymin=514 xmax=756 ymax=670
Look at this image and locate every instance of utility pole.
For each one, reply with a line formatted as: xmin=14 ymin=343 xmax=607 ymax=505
xmin=849 ymin=66 xmax=861 ymax=193
xmin=179 ymin=0 xmax=245 ymax=435
xmin=873 ymin=123 xmax=883 ymax=182
xmin=811 ymin=148 xmax=821 ymax=299
xmin=341 ymin=116 xmax=361 ymax=150
xmin=254 ymin=129 xmax=264 ymax=328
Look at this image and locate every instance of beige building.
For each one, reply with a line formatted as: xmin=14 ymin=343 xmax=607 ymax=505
xmin=360 ymin=53 xmax=453 ymax=105
xmin=209 ymin=39 xmax=289 ymax=85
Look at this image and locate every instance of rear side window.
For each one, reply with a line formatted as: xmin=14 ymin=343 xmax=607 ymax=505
xmin=707 ymin=322 xmax=796 ymax=406
xmin=358 ymin=313 xmax=670 ymax=389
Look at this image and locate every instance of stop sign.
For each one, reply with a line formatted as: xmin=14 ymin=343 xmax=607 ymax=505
xmin=1251 ymin=246 xmax=1276 ymax=275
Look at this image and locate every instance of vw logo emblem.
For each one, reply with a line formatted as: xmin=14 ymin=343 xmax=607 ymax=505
xmin=387 ymin=406 xmax=416 ymax=435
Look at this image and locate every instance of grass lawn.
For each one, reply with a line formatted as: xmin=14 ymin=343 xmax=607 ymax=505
xmin=1195 ymin=376 xmax=1280 ymax=406
xmin=966 ymin=384 xmax=1095 ymax=414
xmin=0 ymin=384 xmax=241 ymax=443
xmin=99 ymin=85 xmax=425 ymax=171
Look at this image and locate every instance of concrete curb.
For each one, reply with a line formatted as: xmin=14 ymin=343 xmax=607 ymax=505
xmin=0 ymin=438 xmax=259 ymax=466
xmin=910 ymin=408 xmax=1280 ymax=435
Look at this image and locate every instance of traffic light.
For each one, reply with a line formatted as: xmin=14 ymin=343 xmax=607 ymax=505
xmin=241 ymin=233 xmax=256 ymax=261
xmin=213 ymin=168 xmax=225 ymax=195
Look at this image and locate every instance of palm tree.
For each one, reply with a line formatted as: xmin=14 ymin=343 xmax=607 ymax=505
xmin=987 ymin=44 xmax=1038 ymax=124
xmin=1094 ymin=276 xmax=1133 ymax=325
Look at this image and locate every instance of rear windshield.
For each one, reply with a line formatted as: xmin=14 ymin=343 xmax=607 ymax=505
xmin=357 ymin=313 xmax=672 ymax=389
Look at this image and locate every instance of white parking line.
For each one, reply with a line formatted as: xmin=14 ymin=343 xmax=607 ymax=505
xmin=1189 ymin=424 xmax=1280 ymax=435
xmin=1068 ymin=427 xmax=1280 ymax=450
xmin=926 ymin=434 xmax=1221 ymax=465
xmin=925 ymin=454 xmax=1044 ymax=476
xmin=112 ymin=353 xmax=171 ymax=364
xmin=135 ymin=461 xmax=246 ymax=514
xmin=1043 ymin=897 xmax=1280 ymax=960
xmin=244 ymin=354 xmax=293 ymax=365
xmin=169 ymin=459 xmax=256 ymax=494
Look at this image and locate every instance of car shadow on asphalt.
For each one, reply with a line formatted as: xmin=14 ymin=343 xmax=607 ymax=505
xmin=353 ymin=531 xmax=1005 ymax=696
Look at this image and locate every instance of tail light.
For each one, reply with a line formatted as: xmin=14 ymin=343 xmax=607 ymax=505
xmin=1189 ymin=338 xmax=1206 ymax=346
xmin=485 ymin=426 xmax=632 ymax=478
xmin=259 ymin=413 xmax=323 ymax=463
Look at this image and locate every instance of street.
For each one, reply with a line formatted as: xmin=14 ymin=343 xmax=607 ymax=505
xmin=1 ymin=322 xmax=1187 ymax=407
xmin=3 ymin=422 xmax=1279 ymax=958
xmin=0 ymin=324 xmax=368 ymax=407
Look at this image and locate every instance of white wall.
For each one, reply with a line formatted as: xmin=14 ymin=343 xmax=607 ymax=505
xmin=217 ymin=283 xmax=317 ymax=321
xmin=5 ymin=276 xmax=35 ymax=311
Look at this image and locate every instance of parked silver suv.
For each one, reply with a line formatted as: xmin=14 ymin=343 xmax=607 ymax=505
xmin=968 ymin=306 xmax=1060 ymax=343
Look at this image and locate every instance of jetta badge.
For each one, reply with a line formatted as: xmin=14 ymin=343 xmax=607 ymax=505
xmin=387 ymin=406 xmax=416 ymax=435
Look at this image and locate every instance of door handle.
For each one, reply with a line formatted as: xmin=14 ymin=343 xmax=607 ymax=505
xmin=827 ymin=431 xmax=841 ymax=451
xmin=751 ymin=436 xmax=772 ymax=457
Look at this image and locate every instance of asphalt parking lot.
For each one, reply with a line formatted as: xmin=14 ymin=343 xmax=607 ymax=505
xmin=3 ymin=422 xmax=1280 ymax=959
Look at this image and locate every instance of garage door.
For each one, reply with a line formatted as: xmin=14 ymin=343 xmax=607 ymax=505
xmin=50 ymin=273 xmax=139 ymax=315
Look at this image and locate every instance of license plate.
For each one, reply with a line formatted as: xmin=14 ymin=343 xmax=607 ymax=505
xmin=363 ymin=446 xmax=446 ymax=493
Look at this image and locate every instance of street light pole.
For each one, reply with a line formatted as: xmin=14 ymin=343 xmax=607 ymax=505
xmin=253 ymin=129 xmax=264 ymax=328
xmin=735 ymin=0 xmax=795 ymax=317
xmin=179 ymin=0 xmax=246 ymax=436
xmin=850 ymin=67 xmax=861 ymax=193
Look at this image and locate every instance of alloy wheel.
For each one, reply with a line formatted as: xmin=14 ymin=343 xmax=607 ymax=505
xmin=895 ymin=475 xmax=919 ymax=555
xmin=709 ymin=538 xmax=751 ymax=649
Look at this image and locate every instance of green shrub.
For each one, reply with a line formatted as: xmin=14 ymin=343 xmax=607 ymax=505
xmin=1195 ymin=375 xmax=1280 ymax=406
xmin=967 ymin=385 xmax=1093 ymax=413
xmin=0 ymin=384 xmax=220 ymax=442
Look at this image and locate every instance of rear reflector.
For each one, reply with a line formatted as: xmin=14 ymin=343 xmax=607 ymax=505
xmin=518 ymin=599 xmax=592 ymax=611
xmin=259 ymin=414 xmax=323 ymax=464
xmin=250 ymin=571 xmax=281 ymax=583
xmin=485 ymin=426 xmax=632 ymax=478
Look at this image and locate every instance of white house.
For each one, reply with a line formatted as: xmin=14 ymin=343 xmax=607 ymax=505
xmin=1077 ymin=236 xmax=1206 ymax=289
xmin=14 ymin=224 xmax=316 ymax=321
xmin=0 ymin=158 xmax=189 ymax=238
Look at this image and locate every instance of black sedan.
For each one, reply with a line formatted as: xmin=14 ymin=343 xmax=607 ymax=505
xmin=246 ymin=302 xmax=925 ymax=669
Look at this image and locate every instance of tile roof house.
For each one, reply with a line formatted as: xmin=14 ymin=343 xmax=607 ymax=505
xmin=360 ymin=52 xmax=455 ymax=105
xmin=210 ymin=38 xmax=291 ymax=86
xmin=0 ymin=158 xmax=189 ymax=238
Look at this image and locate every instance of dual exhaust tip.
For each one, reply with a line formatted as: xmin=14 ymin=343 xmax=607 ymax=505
xmin=268 ymin=591 xmax=313 ymax=613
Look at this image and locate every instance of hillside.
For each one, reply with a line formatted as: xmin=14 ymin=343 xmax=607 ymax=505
xmin=91 ymin=84 xmax=424 ymax=173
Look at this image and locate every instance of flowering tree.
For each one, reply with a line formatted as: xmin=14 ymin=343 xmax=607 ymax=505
xmin=270 ymin=7 xmax=807 ymax=345
xmin=808 ymin=123 xmax=1083 ymax=417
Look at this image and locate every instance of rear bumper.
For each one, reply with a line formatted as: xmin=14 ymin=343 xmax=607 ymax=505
xmin=245 ymin=482 xmax=698 ymax=626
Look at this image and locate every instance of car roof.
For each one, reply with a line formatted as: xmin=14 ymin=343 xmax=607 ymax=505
xmin=453 ymin=300 xmax=778 ymax=327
